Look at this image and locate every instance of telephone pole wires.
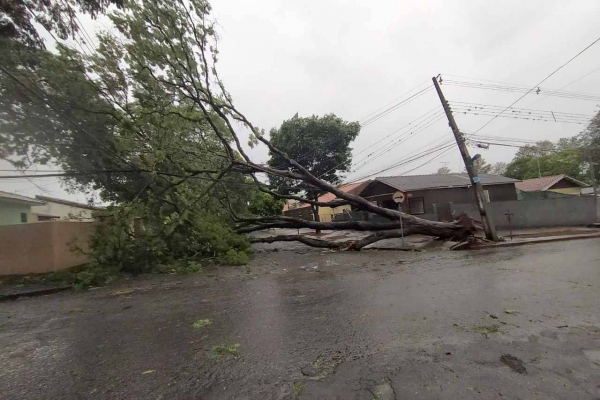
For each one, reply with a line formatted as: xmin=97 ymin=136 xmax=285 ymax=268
xmin=432 ymin=76 xmax=499 ymax=241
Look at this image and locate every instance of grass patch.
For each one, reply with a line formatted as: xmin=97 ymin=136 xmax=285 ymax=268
xmin=192 ymin=319 xmax=211 ymax=328
xmin=472 ymin=324 xmax=500 ymax=335
xmin=211 ymin=343 xmax=240 ymax=357
xmin=8 ymin=259 xmax=206 ymax=290
xmin=8 ymin=264 xmax=123 ymax=289
xmin=293 ymin=381 xmax=305 ymax=396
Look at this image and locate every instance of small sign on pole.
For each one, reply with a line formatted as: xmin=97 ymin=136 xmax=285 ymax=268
xmin=392 ymin=191 xmax=406 ymax=246
xmin=392 ymin=191 xmax=406 ymax=204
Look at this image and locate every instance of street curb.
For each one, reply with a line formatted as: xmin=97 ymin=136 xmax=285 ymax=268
xmin=473 ymin=233 xmax=600 ymax=250
xmin=0 ymin=286 xmax=71 ymax=302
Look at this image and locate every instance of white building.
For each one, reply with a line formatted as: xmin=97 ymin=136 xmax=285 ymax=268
xmin=31 ymin=195 xmax=100 ymax=222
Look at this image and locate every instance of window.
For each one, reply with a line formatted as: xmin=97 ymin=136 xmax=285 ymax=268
xmin=408 ymin=197 xmax=425 ymax=215
xmin=20 ymin=213 xmax=28 ymax=223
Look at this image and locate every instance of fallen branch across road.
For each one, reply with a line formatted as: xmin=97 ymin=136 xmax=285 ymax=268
xmin=248 ymin=213 xmax=482 ymax=250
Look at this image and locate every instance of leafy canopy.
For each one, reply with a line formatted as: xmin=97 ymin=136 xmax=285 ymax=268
xmin=0 ymin=0 xmax=260 ymax=272
xmin=0 ymin=0 xmax=123 ymax=48
xmin=267 ymin=114 xmax=360 ymax=198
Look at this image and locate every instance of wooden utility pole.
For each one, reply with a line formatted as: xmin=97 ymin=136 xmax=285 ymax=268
xmin=432 ymin=76 xmax=499 ymax=241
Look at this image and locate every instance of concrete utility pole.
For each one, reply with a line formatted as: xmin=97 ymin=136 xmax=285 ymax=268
xmin=587 ymin=150 xmax=598 ymax=221
xmin=432 ymin=76 xmax=499 ymax=241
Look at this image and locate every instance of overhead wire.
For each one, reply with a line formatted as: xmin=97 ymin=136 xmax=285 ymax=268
xmin=360 ymin=86 xmax=433 ymax=127
xmin=469 ymin=35 xmax=600 ymax=135
xmin=524 ymin=64 xmax=600 ymax=107
xmin=442 ymin=80 xmax=600 ymax=102
xmin=345 ymin=138 xmax=457 ymax=183
xmin=269 ymin=82 xmax=436 ymax=171
xmin=449 ymin=101 xmax=592 ymax=124
xmin=350 ymin=112 xmax=446 ymax=172
xmin=358 ymin=79 xmax=430 ymax=123
xmin=355 ymin=110 xmax=443 ymax=168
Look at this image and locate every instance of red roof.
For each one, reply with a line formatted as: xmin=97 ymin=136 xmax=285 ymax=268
xmin=282 ymin=181 xmax=370 ymax=211
xmin=515 ymin=175 xmax=587 ymax=192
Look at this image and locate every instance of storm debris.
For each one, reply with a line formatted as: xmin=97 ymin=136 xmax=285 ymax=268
xmin=500 ymin=354 xmax=527 ymax=374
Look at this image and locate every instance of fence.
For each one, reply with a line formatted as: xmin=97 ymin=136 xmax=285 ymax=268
xmin=450 ymin=196 xmax=597 ymax=229
xmin=333 ymin=197 xmax=597 ymax=229
xmin=0 ymin=221 xmax=94 ymax=276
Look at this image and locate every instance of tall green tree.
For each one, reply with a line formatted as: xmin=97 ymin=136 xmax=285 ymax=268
xmin=521 ymin=151 xmax=584 ymax=180
xmin=580 ymin=110 xmax=600 ymax=185
xmin=504 ymin=157 xmax=531 ymax=180
xmin=0 ymin=22 xmax=252 ymax=272
xmin=0 ymin=0 xmax=123 ymax=48
xmin=267 ymin=114 xmax=360 ymax=226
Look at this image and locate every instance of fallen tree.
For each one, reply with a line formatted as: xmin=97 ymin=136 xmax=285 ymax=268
xmin=89 ymin=0 xmax=478 ymax=250
xmin=1 ymin=0 xmax=480 ymax=260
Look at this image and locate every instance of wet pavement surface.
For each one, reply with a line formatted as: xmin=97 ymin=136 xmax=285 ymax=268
xmin=1 ymin=239 xmax=600 ymax=399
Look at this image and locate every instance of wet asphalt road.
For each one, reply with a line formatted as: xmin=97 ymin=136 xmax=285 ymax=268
xmin=1 ymin=238 xmax=600 ymax=399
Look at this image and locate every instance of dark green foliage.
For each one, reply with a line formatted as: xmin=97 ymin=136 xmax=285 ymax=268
xmin=521 ymin=151 xmax=583 ymax=180
xmin=0 ymin=0 xmax=123 ymax=48
xmin=248 ymin=192 xmax=285 ymax=216
xmin=267 ymin=114 xmax=360 ymax=198
xmin=504 ymin=157 xmax=531 ymax=180
xmin=504 ymin=139 xmax=586 ymax=181
xmin=1 ymin=0 xmax=257 ymax=273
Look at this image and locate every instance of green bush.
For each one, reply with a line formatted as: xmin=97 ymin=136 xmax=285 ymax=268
xmin=86 ymin=202 xmax=252 ymax=275
xmin=222 ymin=249 xmax=249 ymax=265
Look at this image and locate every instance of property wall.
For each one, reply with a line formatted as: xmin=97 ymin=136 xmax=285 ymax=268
xmin=31 ymin=202 xmax=94 ymax=221
xmin=450 ymin=197 xmax=597 ymax=229
xmin=0 ymin=201 xmax=32 ymax=226
xmin=0 ymin=221 xmax=94 ymax=275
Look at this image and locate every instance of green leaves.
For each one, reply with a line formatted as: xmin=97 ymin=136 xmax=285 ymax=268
xmin=248 ymin=192 xmax=285 ymax=216
xmin=267 ymin=114 xmax=360 ymax=196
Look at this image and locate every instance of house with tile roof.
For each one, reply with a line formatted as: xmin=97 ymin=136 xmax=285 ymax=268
xmin=515 ymin=175 xmax=589 ymax=197
xmin=356 ymin=173 xmax=519 ymax=220
xmin=282 ymin=181 xmax=371 ymax=221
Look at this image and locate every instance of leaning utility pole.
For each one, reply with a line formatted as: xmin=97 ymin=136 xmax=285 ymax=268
xmin=587 ymin=150 xmax=598 ymax=221
xmin=432 ymin=76 xmax=499 ymax=241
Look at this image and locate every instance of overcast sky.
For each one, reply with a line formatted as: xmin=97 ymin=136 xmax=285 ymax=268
xmin=3 ymin=0 xmax=600 ymax=202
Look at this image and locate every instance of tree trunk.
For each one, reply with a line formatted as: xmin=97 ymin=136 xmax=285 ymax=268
xmin=311 ymin=204 xmax=321 ymax=234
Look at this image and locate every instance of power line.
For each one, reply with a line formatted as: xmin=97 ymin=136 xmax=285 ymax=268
xmin=471 ymin=35 xmax=600 ymax=135
xmin=353 ymin=106 xmax=442 ymax=158
xmin=443 ymin=80 xmax=600 ymax=102
xmin=524 ymin=64 xmax=600 ymax=107
xmin=360 ymin=86 xmax=433 ymax=127
xmin=397 ymin=145 xmax=456 ymax=176
xmin=358 ymin=79 xmax=430 ymax=123
xmin=345 ymin=139 xmax=456 ymax=183
xmin=351 ymin=113 xmax=446 ymax=172
xmin=449 ymin=102 xmax=592 ymax=125
xmin=270 ymin=83 xmax=437 ymax=171
xmin=352 ymin=109 xmax=444 ymax=167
